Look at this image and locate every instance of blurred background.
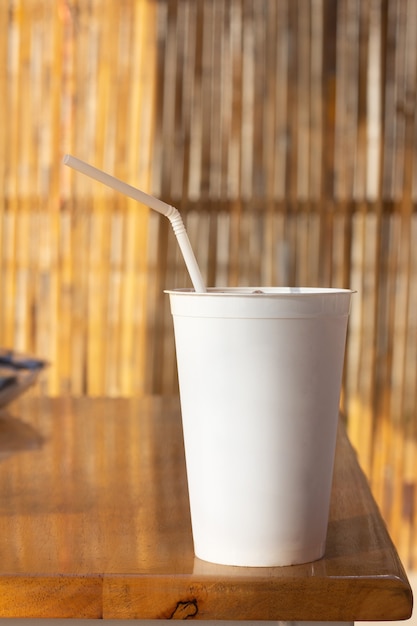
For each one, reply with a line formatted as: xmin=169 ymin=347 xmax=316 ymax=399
xmin=0 ymin=0 xmax=417 ymax=574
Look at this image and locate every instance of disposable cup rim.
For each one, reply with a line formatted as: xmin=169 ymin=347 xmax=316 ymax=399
xmin=165 ymin=287 xmax=355 ymax=297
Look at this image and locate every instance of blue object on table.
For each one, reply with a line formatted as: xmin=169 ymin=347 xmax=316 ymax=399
xmin=0 ymin=350 xmax=47 ymax=409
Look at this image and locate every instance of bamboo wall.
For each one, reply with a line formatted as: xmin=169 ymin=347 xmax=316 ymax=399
xmin=1 ymin=0 xmax=417 ymax=567
xmin=0 ymin=0 xmax=156 ymax=395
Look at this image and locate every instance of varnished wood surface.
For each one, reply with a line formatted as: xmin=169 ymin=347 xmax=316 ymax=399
xmin=0 ymin=396 xmax=412 ymax=621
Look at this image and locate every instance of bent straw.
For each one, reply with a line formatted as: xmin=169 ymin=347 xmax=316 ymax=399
xmin=63 ymin=154 xmax=206 ymax=293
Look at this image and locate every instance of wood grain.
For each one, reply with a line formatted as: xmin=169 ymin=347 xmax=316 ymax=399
xmin=0 ymin=396 xmax=411 ymax=620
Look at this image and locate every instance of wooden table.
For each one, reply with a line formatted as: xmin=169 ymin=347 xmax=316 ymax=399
xmin=0 ymin=396 xmax=412 ymax=622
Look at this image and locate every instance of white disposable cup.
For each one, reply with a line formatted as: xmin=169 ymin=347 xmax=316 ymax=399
xmin=166 ymin=287 xmax=353 ymax=567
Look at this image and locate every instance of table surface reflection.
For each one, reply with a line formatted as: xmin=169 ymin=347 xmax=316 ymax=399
xmin=0 ymin=396 xmax=412 ymax=621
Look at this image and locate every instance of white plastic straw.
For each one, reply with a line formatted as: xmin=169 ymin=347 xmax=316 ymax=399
xmin=63 ymin=154 xmax=206 ymax=293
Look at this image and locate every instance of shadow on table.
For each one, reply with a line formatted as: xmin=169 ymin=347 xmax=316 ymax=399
xmin=0 ymin=413 xmax=44 ymax=462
